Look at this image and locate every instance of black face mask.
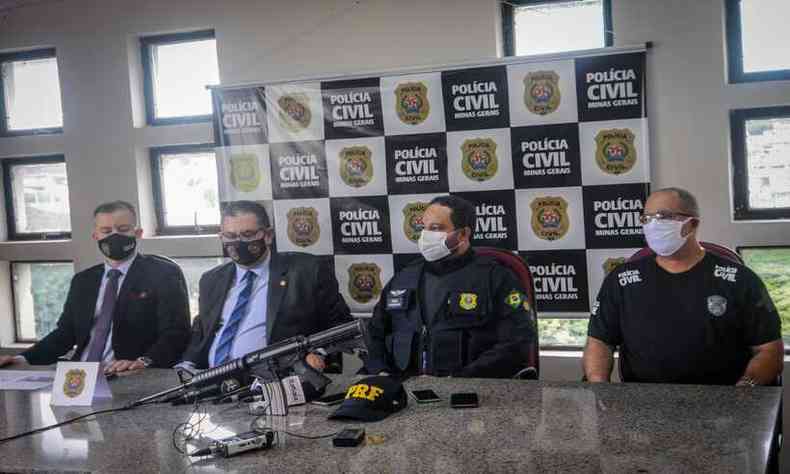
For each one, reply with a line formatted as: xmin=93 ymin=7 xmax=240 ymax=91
xmin=98 ymin=233 xmax=137 ymax=261
xmin=223 ymin=238 xmax=267 ymax=266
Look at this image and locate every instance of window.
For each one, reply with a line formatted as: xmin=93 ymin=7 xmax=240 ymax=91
xmin=141 ymin=30 xmax=219 ymax=125
xmin=151 ymin=144 xmax=220 ymax=235
xmin=730 ymin=106 xmax=790 ymax=221
xmin=2 ymin=155 xmax=71 ymax=240
xmin=12 ymin=261 xmax=74 ymax=342
xmin=738 ymin=247 xmax=790 ymax=350
xmin=0 ymin=48 xmax=63 ymax=135
xmin=502 ymin=0 xmax=613 ymax=57
xmin=539 ymin=318 xmax=588 ymax=348
xmin=172 ymin=256 xmax=226 ymax=320
xmin=725 ymin=0 xmax=790 ymax=83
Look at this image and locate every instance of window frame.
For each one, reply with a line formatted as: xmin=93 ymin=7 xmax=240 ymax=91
xmin=0 ymin=48 xmax=63 ymax=137
xmin=725 ymin=0 xmax=790 ymax=83
xmin=736 ymin=245 xmax=790 ymax=354
xmin=140 ymin=29 xmax=217 ymax=126
xmin=10 ymin=259 xmax=73 ymax=344
xmin=150 ymin=143 xmax=220 ymax=236
xmin=501 ymin=0 xmax=614 ymax=57
xmin=2 ymin=154 xmax=71 ymax=241
xmin=730 ymin=105 xmax=790 ymax=221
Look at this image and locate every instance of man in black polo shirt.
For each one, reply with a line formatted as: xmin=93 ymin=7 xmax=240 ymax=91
xmin=583 ymin=187 xmax=783 ymax=386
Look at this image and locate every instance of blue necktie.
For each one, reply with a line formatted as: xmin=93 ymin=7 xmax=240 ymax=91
xmin=213 ymin=271 xmax=257 ymax=367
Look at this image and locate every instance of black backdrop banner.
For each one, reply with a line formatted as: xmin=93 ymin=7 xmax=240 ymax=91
xmin=212 ymin=47 xmax=650 ymax=316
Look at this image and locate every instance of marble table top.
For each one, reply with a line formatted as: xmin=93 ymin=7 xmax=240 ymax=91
xmin=0 ymin=368 xmax=781 ymax=473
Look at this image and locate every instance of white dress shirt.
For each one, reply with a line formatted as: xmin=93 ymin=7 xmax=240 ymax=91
xmin=207 ymin=256 xmax=271 ymax=367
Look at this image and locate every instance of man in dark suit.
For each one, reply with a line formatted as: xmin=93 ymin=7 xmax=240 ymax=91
xmin=178 ymin=200 xmax=352 ymax=371
xmin=0 ymin=201 xmax=191 ymax=373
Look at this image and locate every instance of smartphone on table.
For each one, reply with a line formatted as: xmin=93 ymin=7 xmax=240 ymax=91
xmin=311 ymin=392 xmax=346 ymax=406
xmin=410 ymin=389 xmax=441 ymax=404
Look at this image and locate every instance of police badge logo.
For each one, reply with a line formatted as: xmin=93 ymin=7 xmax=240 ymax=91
xmin=530 ymin=196 xmax=570 ymax=241
xmin=229 ymin=153 xmax=261 ymax=192
xmin=277 ymin=93 xmax=312 ymax=132
xmin=602 ymin=257 xmax=626 ymax=276
xmin=707 ymin=295 xmax=727 ymax=317
xmin=339 ymin=146 xmax=374 ymax=188
xmin=459 ymin=293 xmax=478 ymax=311
xmin=348 ymin=263 xmax=383 ymax=304
xmin=395 ymin=82 xmax=430 ymax=125
xmin=402 ymin=201 xmax=429 ymax=242
xmin=594 ymin=128 xmax=637 ymax=175
xmin=461 ymin=138 xmax=498 ymax=182
xmin=63 ymin=369 xmax=87 ymax=398
xmin=524 ymin=71 xmax=561 ymax=115
xmin=286 ymin=207 xmax=320 ymax=247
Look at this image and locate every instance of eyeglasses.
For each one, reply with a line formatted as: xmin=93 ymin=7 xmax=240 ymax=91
xmin=97 ymin=225 xmax=135 ymax=235
xmin=219 ymin=228 xmax=267 ymax=242
xmin=638 ymin=212 xmax=696 ymax=225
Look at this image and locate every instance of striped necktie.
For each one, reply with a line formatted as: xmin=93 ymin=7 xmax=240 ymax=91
xmin=213 ymin=270 xmax=257 ymax=366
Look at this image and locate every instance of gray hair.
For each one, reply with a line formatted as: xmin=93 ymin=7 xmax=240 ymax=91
xmin=653 ymin=187 xmax=700 ymax=217
xmin=94 ymin=200 xmax=137 ymax=223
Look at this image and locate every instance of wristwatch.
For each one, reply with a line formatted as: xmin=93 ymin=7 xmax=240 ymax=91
xmin=737 ymin=376 xmax=757 ymax=387
xmin=137 ymin=356 xmax=153 ymax=368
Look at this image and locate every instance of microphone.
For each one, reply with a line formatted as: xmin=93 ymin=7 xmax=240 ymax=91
xmin=166 ymin=383 xmax=221 ymax=406
xmin=131 ymin=320 xmax=366 ymax=407
xmin=214 ymin=384 xmax=261 ymax=404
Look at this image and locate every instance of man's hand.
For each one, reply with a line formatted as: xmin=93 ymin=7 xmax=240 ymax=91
xmin=739 ymin=339 xmax=785 ymax=385
xmin=305 ymin=353 xmax=326 ymax=371
xmin=104 ymin=359 xmax=146 ymax=374
xmin=0 ymin=355 xmax=17 ymax=368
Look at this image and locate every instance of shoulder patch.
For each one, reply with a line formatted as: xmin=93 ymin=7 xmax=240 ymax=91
xmin=505 ymin=290 xmax=524 ymax=309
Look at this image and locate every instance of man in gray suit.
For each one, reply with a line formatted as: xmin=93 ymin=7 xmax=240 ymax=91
xmin=178 ymin=200 xmax=351 ymax=371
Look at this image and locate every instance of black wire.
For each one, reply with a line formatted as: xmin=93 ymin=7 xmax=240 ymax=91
xmin=0 ymin=400 xmax=159 ymax=444
xmin=172 ymin=398 xmax=210 ymax=455
xmin=284 ymin=430 xmax=340 ymax=440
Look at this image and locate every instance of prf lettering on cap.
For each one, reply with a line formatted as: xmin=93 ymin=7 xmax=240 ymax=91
xmin=345 ymin=384 xmax=385 ymax=401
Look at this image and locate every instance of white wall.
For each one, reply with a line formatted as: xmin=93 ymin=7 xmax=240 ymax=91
xmin=0 ymin=0 xmax=504 ymax=274
xmin=1 ymin=0 xmax=789 ymax=465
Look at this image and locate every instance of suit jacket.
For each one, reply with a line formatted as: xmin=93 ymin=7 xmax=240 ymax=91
xmin=181 ymin=252 xmax=352 ymax=369
xmin=21 ymin=254 xmax=191 ymax=368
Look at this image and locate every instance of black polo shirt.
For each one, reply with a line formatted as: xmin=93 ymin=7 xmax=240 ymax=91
xmin=587 ymin=252 xmax=781 ymax=385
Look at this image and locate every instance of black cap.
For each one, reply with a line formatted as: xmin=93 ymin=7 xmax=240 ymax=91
xmin=329 ymin=376 xmax=408 ymax=422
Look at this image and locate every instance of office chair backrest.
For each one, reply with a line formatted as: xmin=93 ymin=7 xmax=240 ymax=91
xmin=475 ymin=247 xmax=539 ymax=379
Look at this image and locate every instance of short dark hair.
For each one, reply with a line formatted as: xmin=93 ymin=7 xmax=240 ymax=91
xmin=428 ymin=195 xmax=476 ymax=231
xmin=654 ymin=187 xmax=700 ymax=217
xmin=221 ymin=200 xmax=271 ymax=228
xmin=94 ymin=200 xmax=137 ymax=222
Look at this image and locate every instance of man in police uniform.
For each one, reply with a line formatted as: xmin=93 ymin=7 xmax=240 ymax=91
xmin=365 ymin=195 xmax=535 ymax=378
xmin=583 ymin=187 xmax=783 ymax=386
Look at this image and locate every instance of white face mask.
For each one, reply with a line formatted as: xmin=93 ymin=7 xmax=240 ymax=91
xmin=643 ymin=218 xmax=693 ymax=256
xmin=418 ymin=229 xmax=458 ymax=262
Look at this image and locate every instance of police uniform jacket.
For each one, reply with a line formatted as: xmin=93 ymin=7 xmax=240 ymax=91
xmin=365 ymin=250 xmax=535 ymax=378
